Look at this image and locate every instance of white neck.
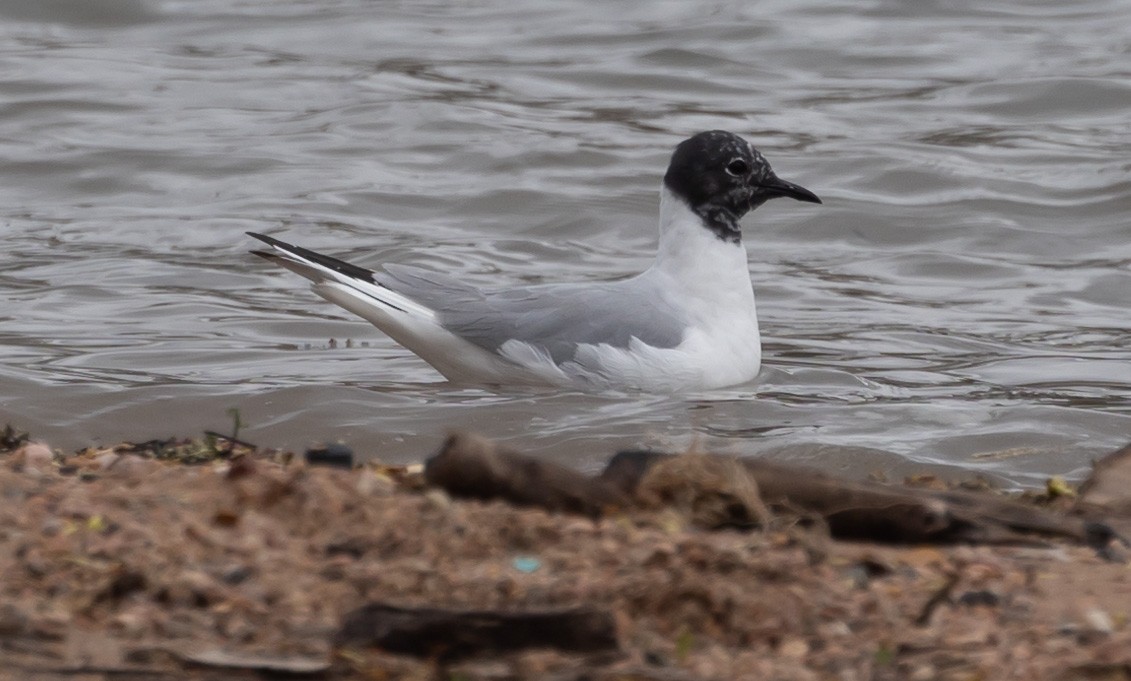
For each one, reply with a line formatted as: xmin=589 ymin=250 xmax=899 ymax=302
xmin=650 ymin=185 xmax=755 ymax=297
xmin=644 ymin=185 xmax=762 ymax=388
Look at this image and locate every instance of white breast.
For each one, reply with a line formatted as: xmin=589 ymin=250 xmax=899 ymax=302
xmin=494 ymin=187 xmax=764 ymax=391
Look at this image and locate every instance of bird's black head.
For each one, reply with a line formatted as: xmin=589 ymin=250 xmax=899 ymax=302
xmin=662 ymin=130 xmax=821 ymax=243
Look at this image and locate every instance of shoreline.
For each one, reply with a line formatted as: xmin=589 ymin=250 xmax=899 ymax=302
xmin=2 ymin=426 xmax=1130 ymax=680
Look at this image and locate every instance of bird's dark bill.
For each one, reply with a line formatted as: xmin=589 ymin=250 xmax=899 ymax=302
xmin=757 ymin=176 xmax=822 ymax=204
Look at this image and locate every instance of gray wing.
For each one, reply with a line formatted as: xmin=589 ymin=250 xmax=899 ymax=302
xmin=375 ymin=264 xmax=687 ymax=364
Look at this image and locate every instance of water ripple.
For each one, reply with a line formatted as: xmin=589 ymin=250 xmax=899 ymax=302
xmin=1 ymin=0 xmax=1128 ymax=486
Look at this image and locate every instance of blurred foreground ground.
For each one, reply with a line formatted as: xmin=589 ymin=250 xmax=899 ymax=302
xmin=1 ymin=431 xmax=1129 ymax=681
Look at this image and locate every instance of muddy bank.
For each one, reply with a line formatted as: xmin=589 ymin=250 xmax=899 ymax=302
xmin=1 ymin=427 xmax=1130 ymax=680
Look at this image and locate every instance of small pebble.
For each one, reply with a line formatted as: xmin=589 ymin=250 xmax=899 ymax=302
xmin=304 ymin=444 xmax=353 ymax=469
xmin=221 ymin=564 xmax=253 ymax=585
xmin=778 ymin=636 xmax=809 ymax=659
xmin=95 ymin=452 xmax=122 ymax=470
xmin=909 ymin=664 xmax=937 ymax=681
xmin=111 ymin=611 xmax=148 ymax=639
xmin=423 ymin=488 xmax=452 ymax=510
xmin=40 ymin=518 xmax=62 ymax=537
xmin=0 ymin=603 xmax=28 ymax=636
xmin=512 ymin=556 xmax=541 ymax=574
xmin=1083 ymin=607 xmax=1114 ymax=634
xmin=957 ymin=590 xmax=1001 ymax=607
xmin=10 ymin=442 xmax=54 ymax=473
xmin=356 ymin=471 xmax=395 ymax=496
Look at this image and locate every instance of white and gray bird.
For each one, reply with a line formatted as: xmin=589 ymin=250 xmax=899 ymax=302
xmin=248 ymin=130 xmax=821 ymax=391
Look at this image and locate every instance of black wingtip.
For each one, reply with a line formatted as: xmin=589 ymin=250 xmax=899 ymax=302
xmin=245 ymin=232 xmax=378 ymax=284
xmin=247 ymin=232 xmax=282 ymax=247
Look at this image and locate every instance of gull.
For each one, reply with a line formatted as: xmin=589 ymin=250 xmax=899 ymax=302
xmin=248 ymin=130 xmax=820 ymax=391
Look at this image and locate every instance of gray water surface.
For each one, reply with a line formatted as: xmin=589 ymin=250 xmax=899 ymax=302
xmin=2 ymin=0 xmax=1129 ymax=486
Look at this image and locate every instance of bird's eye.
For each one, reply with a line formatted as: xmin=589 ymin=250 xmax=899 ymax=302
xmin=725 ymin=159 xmax=749 ymax=176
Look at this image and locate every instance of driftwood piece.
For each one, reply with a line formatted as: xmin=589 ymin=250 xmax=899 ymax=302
xmin=605 ymin=450 xmax=1099 ymax=544
xmin=424 ymin=433 xmax=629 ymax=516
xmin=334 ymin=603 xmax=618 ymax=660
xmin=1078 ymin=442 xmax=1131 ymax=516
xmin=425 ymin=432 xmax=1116 ymax=546
xmin=604 ymin=450 xmax=956 ymax=541
xmin=1074 ymin=442 xmax=1131 ymax=543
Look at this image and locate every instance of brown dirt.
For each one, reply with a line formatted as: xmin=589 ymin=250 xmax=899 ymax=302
xmin=1 ymin=436 xmax=1130 ymax=680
